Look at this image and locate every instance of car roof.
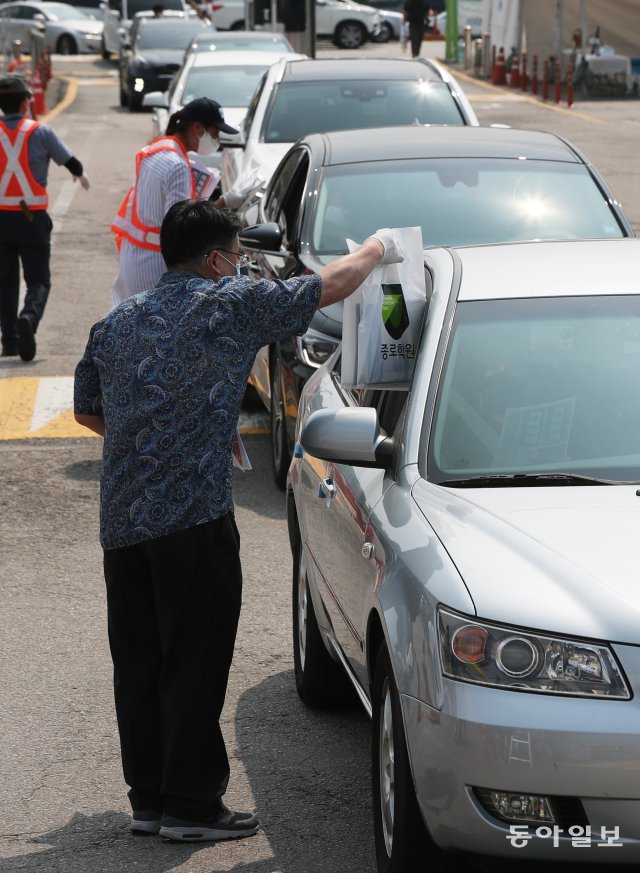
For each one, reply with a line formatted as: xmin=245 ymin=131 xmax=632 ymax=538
xmin=190 ymin=29 xmax=291 ymax=43
xmin=280 ymin=57 xmax=444 ymax=83
xmin=450 ymin=239 xmax=640 ymax=300
xmin=192 ymin=50 xmax=292 ymax=67
xmin=307 ymin=126 xmax=582 ymax=166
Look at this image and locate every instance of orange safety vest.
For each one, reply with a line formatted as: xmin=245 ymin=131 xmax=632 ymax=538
xmin=0 ymin=118 xmax=48 ymax=212
xmin=110 ymin=136 xmax=195 ymax=252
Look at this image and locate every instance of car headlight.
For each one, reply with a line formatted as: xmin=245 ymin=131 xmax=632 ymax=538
xmin=438 ymin=608 xmax=630 ymax=698
xmin=295 ymin=329 xmax=340 ymax=369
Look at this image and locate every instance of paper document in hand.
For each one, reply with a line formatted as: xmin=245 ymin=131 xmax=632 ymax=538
xmin=190 ymin=158 xmax=221 ymax=201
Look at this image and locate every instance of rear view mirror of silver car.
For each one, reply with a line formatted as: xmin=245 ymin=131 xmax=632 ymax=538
xmin=239 ymin=222 xmax=283 ymax=253
xmin=142 ymin=91 xmax=168 ymax=109
xmin=219 ymin=130 xmax=245 ymax=148
xmin=300 ymin=408 xmax=392 ymax=468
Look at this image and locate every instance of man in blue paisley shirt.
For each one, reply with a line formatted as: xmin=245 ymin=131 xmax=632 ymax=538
xmin=73 ymin=199 xmax=402 ymax=843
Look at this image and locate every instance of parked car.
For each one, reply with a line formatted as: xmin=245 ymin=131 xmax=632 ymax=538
xmin=0 ymin=1 xmax=102 ymax=53
xmin=289 ymin=236 xmax=640 ymax=870
xmin=145 ymin=49 xmax=304 ymax=145
xmin=185 ymin=27 xmax=294 ymax=54
xmin=118 ymin=14 xmax=214 ymax=110
xmin=237 ymin=125 xmax=632 ymax=487
xmin=101 ymin=0 xmax=189 ymax=58
xmin=436 ymin=0 xmax=482 ymax=36
xmin=209 ymin=0 xmax=381 ymax=48
xmin=220 ymin=56 xmax=477 ymax=220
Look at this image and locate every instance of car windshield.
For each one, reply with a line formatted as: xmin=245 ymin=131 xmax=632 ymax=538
xmin=43 ymin=4 xmax=91 ymax=17
xmin=311 ymin=158 xmax=624 ymax=253
xmin=192 ymin=36 xmax=293 ymax=52
xmin=181 ymin=65 xmax=268 ymax=106
xmin=264 ymin=79 xmax=464 ymax=143
xmin=428 ymin=295 xmax=640 ymax=483
xmin=137 ymin=22 xmax=210 ymax=48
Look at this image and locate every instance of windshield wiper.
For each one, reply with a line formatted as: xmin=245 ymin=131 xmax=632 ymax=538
xmin=437 ymin=472 xmax=639 ymax=487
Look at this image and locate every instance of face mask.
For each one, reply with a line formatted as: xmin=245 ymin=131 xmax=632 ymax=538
xmin=197 ymin=130 xmax=219 ymax=155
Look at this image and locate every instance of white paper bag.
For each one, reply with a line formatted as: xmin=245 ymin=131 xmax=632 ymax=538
xmin=341 ymin=226 xmax=426 ymax=389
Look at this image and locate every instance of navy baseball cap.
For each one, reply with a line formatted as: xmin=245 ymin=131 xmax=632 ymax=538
xmin=180 ymin=98 xmax=238 ymax=134
xmin=0 ymin=75 xmax=32 ymax=98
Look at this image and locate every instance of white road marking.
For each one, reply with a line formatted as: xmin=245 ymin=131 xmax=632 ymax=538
xmin=29 ymin=376 xmax=75 ymax=432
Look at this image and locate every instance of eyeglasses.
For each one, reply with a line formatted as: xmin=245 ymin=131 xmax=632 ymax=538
xmin=205 ymin=248 xmax=249 ymax=269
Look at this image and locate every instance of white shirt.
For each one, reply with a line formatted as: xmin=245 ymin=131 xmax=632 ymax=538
xmin=111 ymin=147 xmax=192 ymax=308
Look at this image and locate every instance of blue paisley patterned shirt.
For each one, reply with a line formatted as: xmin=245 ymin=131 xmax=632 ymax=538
xmin=74 ymin=269 xmax=321 ymax=550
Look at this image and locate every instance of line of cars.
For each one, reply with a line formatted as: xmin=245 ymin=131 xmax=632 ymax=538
xmin=180 ymin=41 xmax=640 ymax=871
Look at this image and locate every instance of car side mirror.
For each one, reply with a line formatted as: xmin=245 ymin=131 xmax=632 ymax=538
xmin=219 ymin=130 xmax=245 ymax=148
xmin=142 ymin=91 xmax=167 ymax=108
xmin=239 ymin=222 xmax=283 ymax=253
xmin=300 ymin=408 xmax=393 ymax=468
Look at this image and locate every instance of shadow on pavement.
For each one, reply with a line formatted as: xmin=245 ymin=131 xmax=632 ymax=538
xmin=63 ymin=459 xmax=102 ymax=481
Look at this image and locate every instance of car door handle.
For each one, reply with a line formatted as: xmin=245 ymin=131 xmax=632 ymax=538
xmin=318 ymin=477 xmax=336 ymax=500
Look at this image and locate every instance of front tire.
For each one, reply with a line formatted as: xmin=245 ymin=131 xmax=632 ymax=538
xmin=56 ymin=34 xmax=78 ymax=55
xmin=292 ymin=528 xmax=349 ymax=708
xmin=270 ymin=354 xmax=291 ymax=491
xmin=128 ymin=87 xmax=143 ymax=112
xmin=333 ymin=20 xmax=367 ymax=48
xmin=372 ymin=647 xmax=450 ymax=873
xmin=373 ymin=21 xmax=393 ymax=42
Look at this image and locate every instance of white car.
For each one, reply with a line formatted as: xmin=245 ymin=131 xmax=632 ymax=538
xmin=145 ymin=49 xmax=304 ymax=144
xmin=100 ymin=0 xmax=189 ymax=58
xmin=0 ymin=1 xmax=103 ymax=53
xmin=220 ymin=56 xmax=478 ymax=201
xmin=210 ymin=0 xmax=381 ymax=48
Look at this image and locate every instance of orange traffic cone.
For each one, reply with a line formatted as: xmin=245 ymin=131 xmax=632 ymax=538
xmin=510 ymin=50 xmax=520 ymax=88
xmin=492 ymin=46 xmax=506 ymax=85
xmin=32 ymin=71 xmax=46 ymax=117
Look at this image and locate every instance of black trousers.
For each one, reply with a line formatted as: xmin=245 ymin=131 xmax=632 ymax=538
xmin=0 ymin=210 xmax=52 ymax=349
xmin=103 ymin=514 xmax=242 ymax=821
xmin=409 ymin=22 xmax=425 ymax=58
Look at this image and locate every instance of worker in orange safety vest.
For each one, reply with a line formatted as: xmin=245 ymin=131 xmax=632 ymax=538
xmin=0 ymin=75 xmax=90 ymax=360
xmin=110 ymin=97 xmax=238 ymax=308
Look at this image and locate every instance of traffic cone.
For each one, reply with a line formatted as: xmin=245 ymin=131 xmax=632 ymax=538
xmin=492 ymin=47 xmax=506 ymax=85
xmin=521 ymin=51 xmax=527 ymax=91
xmin=567 ymin=62 xmax=574 ymax=107
xmin=510 ymin=50 xmax=520 ymax=88
xmin=32 ymin=71 xmax=46 ymax=117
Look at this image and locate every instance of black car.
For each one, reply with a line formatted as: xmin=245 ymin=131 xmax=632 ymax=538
xmin=238 ymin=125 xmax=634 ymax=488
xmin=119 ymin=15 xmax=214 ymax=111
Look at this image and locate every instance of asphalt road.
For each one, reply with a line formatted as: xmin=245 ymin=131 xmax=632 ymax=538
xmin=0 ymin=39 xmax=639 ymax=873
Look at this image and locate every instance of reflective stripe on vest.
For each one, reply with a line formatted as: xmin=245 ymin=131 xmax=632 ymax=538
xmin=110 ymin=136 xmax=195 ymax=252
xmin=0 ymin=118 xmax=48 ymax=211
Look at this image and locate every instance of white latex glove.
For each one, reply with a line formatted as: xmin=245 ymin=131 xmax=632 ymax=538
xmin=73 ymin=174 xmax=90 ymax=191
xmin=365 ymin=228 xmax=404 ymax=265
xmin=221 ymin=190 xmax=244 ymax=210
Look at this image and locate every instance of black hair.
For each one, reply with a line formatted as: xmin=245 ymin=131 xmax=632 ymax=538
xmin=161 ymin=199 xmax=242 ymax=268
xmin=0 ymin=93 xmax=27 ymax=114
xmin=165 ymin=108 xmax=192 ymax=136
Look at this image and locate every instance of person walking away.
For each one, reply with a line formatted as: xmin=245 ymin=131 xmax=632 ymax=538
xmin=110 ymin=97 xmax=237 ymax=308
xmin=0 ymin=75 xmax=89 ymax=361
xmin=74 ymin=199 xmax=403 ymax=843
xmin=403 ymin=0 xmax=427 ymax=58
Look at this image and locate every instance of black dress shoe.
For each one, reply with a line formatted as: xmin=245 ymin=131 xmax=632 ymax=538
xmin=17 ymin=316 xmax=36 ymax=362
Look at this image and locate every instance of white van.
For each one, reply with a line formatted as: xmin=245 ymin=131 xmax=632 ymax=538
xmin=100 ymin=0 xmax=189 ymax=57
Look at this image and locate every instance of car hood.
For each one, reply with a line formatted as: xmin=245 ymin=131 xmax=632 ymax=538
xmin=412 ymin=482 xmax=640 ymax=644
xmin=251 ymin=142 xmax=292 ymax=180
xmin=135 ymin=48 xmax=185 ymax=66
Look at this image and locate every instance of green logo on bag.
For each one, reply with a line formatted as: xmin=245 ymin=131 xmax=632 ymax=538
xmin=381 ymin=283 xmax=410 ymax=340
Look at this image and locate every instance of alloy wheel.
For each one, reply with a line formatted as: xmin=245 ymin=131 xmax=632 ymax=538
xmin=297 ymin=550 xmax=308 ymax=671
xmin=379 ymin=676 xmax=395 ymax=856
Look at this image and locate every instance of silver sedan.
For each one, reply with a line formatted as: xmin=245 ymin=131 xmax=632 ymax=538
xmin=289 ymin=237 xmax=640 ymax=868
xmin=0 ymin=2 xmax=103 ymax=54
